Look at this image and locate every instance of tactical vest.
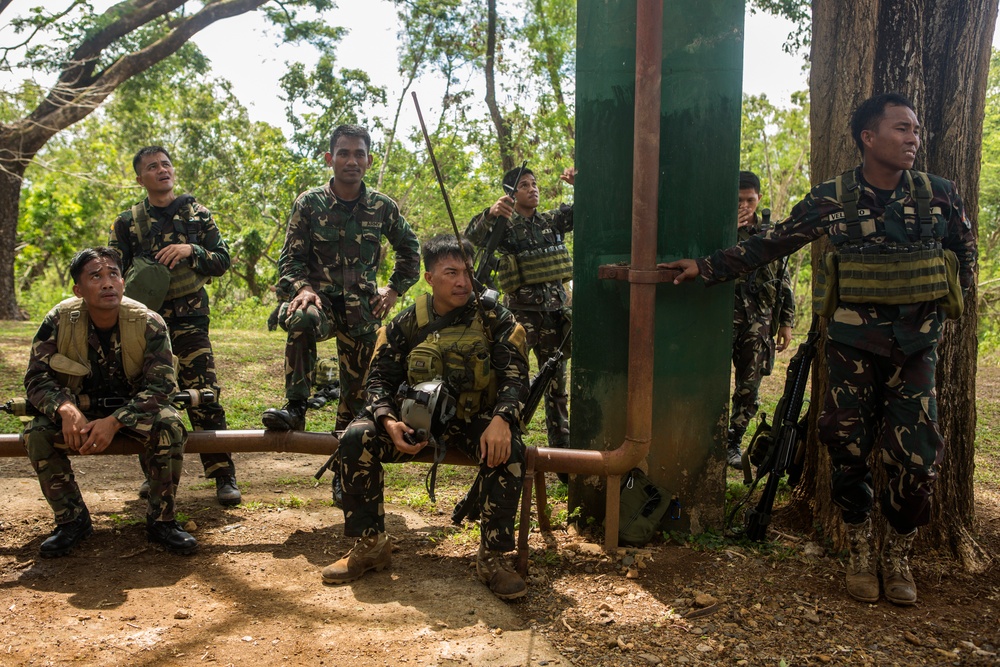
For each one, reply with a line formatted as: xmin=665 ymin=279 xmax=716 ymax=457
xmin=406 ymin=295 xmax=497 ymax=421
xmin=817 ymin=169 xmax=960 ymax=317
xmin=132 ymin=201 xmax=210 ymax=301
xmin=52 ymin=296 xmax=149 ymax=395
xmin=495 ymin=217 xmax=573 ymax=293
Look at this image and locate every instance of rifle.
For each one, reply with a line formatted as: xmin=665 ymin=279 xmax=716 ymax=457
xmin=451 ymin=326 xmax=572 ymax=525
xmin=2 ymin=389 xmax=216 ymax=418
xmin=470 ymin=160 xmax=527 ymax=289
xmin=733 ymin=315 xmax=819 ymax=541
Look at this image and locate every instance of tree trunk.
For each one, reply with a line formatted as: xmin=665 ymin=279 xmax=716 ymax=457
xmin=792 ymin=0 xmax=996 ymax=569
xmin=0 ymin=163 xmax=29 ymax=319
xmin=485 ymin=0 xmax=514 ymax=171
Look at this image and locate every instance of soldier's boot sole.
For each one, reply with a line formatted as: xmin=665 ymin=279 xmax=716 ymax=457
xmin=845 ymin=571 xmax=879 ymax=603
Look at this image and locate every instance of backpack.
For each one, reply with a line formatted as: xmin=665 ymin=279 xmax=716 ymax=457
xmin=618 ymin=468 xmax=678 ymax=546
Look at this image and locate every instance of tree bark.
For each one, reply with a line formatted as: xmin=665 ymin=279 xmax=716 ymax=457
xmin=484 ymin=0 xmax=514 ymax=172
xmin=793 ymin=0 xmax=996 ymax=570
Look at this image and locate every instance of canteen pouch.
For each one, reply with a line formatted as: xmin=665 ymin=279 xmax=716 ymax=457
xmin=124 ymin=255 xmax=170 ymax=311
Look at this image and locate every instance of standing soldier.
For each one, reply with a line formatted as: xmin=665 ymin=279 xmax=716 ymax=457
xmin=323 ymin=235 xmax=530 ymax=600
xmin=662 ymin=93 xmax=977 ymax=606
xmin=110 ymin=146 xmax=238 ymax=506
xmin=262 ymin=124 xmax=420 ymax=440
xmin=24 ymin=247 xmax=196 ymax=557
xmin=466 ymin=165 xmax=575 ymax=479
xmin=726 ymin=170 xmax=795 ymax=468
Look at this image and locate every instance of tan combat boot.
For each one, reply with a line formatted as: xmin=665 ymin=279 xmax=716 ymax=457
xmin=844 ymin=518 xmax=879 ymax=603
xmin=881 ymin=526 xmax=918 ymax=606
xmin=322 ymin=533 xmax=391 ymax=585
xmin=477 ymin=544 xmax=527 ymax=600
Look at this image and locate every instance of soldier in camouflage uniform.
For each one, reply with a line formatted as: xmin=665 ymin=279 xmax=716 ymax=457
xmin=662 ymin=94 xmax=977 ymax=606
xmin=466 ymin=165 xmax=575 ymax=481
xmin=263 ymin=124 xmax=420 ymax=437
xmin=726 ymin=170 xmax=795 ymax=468
xmin=323 ymin=235 xmax=530 ymax=600
xmin=23 ymin=248 xmax=197 ymax=557
xmin=109 ymin=146 xmax=239 ymax=506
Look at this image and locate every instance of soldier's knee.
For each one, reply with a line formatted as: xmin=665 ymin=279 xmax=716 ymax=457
xmin=339 ymin=419 xmax=377 ymax=459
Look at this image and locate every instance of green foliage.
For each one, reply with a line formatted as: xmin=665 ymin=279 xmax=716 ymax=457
xmin=979 ymin=48 xmax=1000 ymax=356
xmin=747 ymin=0 xmax=811 ymax=55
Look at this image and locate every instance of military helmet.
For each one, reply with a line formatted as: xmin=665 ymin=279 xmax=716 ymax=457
xmin=400 ymin=380 xmax=457 ymax=442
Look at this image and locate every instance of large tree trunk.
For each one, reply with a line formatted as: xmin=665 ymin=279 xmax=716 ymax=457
xmin=485 ymin=0 xmax=515 ymax=172
xmin=792 ymin=0 xmax=996 ymax=569
xmin=0 ymin=163 xmax=30 ymax=319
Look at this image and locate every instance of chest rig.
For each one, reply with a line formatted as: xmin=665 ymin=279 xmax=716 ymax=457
xmin=817 ymin=169 xmax=961 ymax=318
xmin=406 ymin=295 xmax=497 ymax=421
xmin=495 ymin=214 xmax=573 ymax=293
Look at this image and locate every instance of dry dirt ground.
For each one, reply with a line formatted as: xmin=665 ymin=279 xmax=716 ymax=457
xmin=2 ymin=377 xmax=1000 ymax=666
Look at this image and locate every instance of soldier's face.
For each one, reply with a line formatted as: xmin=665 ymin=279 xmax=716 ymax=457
xmin=135 ymin=152 xmax=175 ymax=195
xmin=426 ymin=254 xmax=472 ymax=314
xmin=737 ymin=188 xmax=760 ymax=227
xmin=513 ymin=174 xmax=539 ymax=210
xmin=72 ymin=257 xmax=123 ymax=313
xmin=326 ymin=137 xmax=373 ymax=185
xmin=862 ymin=104 xmax=921 ymax=172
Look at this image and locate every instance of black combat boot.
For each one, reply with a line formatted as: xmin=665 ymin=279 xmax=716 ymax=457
xmin=40 ymin=507 xmax=93 ymax=558
xmin=215 ymin=474 xmax=242 ymax=506
xmin=726 ymin=428 xmax=743 ymax=470
xmin=262 ymin=400 xmax=307 ymax=431
xmin=147 ymin=518 xmax=198 ymax=555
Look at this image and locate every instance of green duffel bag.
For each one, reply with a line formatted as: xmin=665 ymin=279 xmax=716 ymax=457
xmin=124 ymin=255 xmax=170 ymax=311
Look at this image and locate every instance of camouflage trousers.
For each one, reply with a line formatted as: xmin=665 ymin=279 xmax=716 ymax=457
xmin=513 ymin=308 xmax=570 ymax=448
xmin=339 ymin=414 xmax=525 ymax=551
xmin=819 ymin=340 xmax=944 ymax=533
xmin=167 ymin=317 xmax=232 ymax=478
xmin=24 ymin=412 xmax=187 ymax=523
xmin=729 ymin=319 xmax=776 ymax=442
xmin=279 ymin=302 xmax=376 ymax=431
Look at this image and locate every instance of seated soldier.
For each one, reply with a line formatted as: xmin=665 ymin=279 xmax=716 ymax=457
xmin=323 ymin=234 xmax=530 ymax=600
xmin=23 ymin=247 xmax=196 ymax=557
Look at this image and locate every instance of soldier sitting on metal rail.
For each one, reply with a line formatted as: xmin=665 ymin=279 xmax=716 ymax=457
xmin=323 ymin=234 xmax=531 ymax=600
xmin=22 ymin=247 xmax=196 ymax=558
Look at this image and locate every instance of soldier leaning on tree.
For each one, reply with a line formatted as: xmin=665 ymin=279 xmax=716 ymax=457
xmin=662 ymin=93 xmax=977 ymax=606
xmin=465 ymin=165 xmax=575 ymax=481
xmin=726 ymin=170 xmax=795 ymax=469
xmin=23 ymin=247 xmax=197 ymax=557
xmin=109 ymin=146 xmax=239 ymax=506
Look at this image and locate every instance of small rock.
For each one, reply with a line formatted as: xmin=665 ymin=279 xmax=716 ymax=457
xmin=802 ymin=542 xmax=824 ymax=557
xmin=242 ymin=636 xmax=253 ymax=642
xmin=696 ymin=643 xmax=712 ymax=652
xmin=183 ymin=520 xmax=197 ymax=532
xmin=578 ymin=543 xmax=603 ymax=556
xmin=599 ymin=602 xmax=614 ymax=612
xmin=626 ymin=568 xmax=640 ymax=579
xmin=622 ymin=555 xmax=635 ymax=566
xmin=174 ymin=609 xmax=191 ymax=619
xmin=638 ymin=653 xmax=662 ymax=665
xmin=802 ymin=609 xmax=820 ymax=624
xmin=694 ymin=593 xmax=718 ymax=607
xmin=817 ymin=656 xmax=833 ymax=664
xmin=613 ymin=587 xmax=628 ymax=596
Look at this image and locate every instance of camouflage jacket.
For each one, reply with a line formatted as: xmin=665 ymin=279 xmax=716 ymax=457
xmin=24 ymin=303 xmax=179 ymax=437
xmin=733 ymin=216 xmax=795 ymax=336
xmin=466 ymin=203 xmax=574 ymax=311
xmin=278 ymin=179 xmax=420 ymax=336
xmin=365 ymin=299 xmax=529 ymax=427
xmin=110 ymin=197 xmax=230 ymax=320
xmin=698 ymin=166 xmax=977 ymax=356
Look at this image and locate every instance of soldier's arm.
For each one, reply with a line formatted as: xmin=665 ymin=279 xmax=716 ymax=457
xmin=489 ymin=310 xmax=530 ymax=426
xmin=550 ymin=203 xmax=574 ymax=234
xmin=464 ymin=208 xmax=497 ymax=246
xmin=110 ymin=312 xmax=177 ymax=437
xmin=383 ymin=203 xmax=421 ymax=295
xmin=776 ymin=263 xmax=796 ymax=329
xmin=108 ymin=214 xmax=135 ymax=271
xmin=188 ymin=205 xmax=231 ymax=277
xmin=942 ymin=183 xmax=978 ymax=296
xmin=24 ymin=307 xmax=77 ymax=420
xmin=277 ymin=194 xmax=314 ymax=297
xmin=366 ymin=311 xmax=414 ymax=424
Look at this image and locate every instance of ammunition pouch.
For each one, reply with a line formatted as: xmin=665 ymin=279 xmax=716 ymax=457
xmin=124 ymin=255 xmax=171 ymax=311
xmin=940 ymin=249 xmax=964 ymax=320
xmin=837 ymin=242 xmax=949 ymax=306
xmin=496 ymin=243 xmax=573 ymax=293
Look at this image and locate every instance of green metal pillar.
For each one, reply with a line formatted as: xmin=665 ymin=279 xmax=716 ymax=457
xmin=572 ymin=0 xmax=745 ymax=534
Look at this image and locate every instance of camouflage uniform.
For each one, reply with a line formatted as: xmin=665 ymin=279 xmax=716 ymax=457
xmin=23 ymin=302 xmax=187 ymax=524
xmin=697 ymin=166 xmax=977 ymax=532
xmin=339 ymin=299 xmax=529 ymax=551
xmin=277 ymin=179 xmax=420 ymax=430
xmin=110 ymin=198 xmax=233 ymax=479
xmin=729 ymin=216 xmax=795 ymax=443
xmin=466 ymin=204 xmax=573 ymax=448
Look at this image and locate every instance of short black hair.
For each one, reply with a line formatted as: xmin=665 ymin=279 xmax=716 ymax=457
xmin=69 ymin=247 xmax=123 ymax=284
xmin=738 ymin=170 xmax=761 ymax=194
xmin=132 ymin=146 xmax=172 ymax=175
xmin=850 ymin=93 xmax=916 ymax=154
xmin=330 ymin=124 xmax=371 ymax=153
xmin=502 ymin=165 xmax=534 ymax=194
xmin=422 ymin=234 xmax=473 ymax=273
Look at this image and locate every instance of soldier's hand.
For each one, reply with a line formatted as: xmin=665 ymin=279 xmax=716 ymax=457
xmin=658 ymin=259 xmax=701 ymax=284
xmin=155 ymin=243 xmax=194 ymax=269
xmin=775 ymin=325 xmax=793 ymax=352
xmin=288 ymin=286 xmax=322 ymax=316
xmin=57 ymin=401 xmax=87 ymax=452
xmin=560 ymin=167 xmax=577 ymax=186
xmin=371 ymin=286 xmax=398 ymax=319
xmin=79 ymin=415 xmax=123 ymax=455
xmin=489 ymin=196 xmax=515 ymax=220
xmin=480 ymin=415 xmax=512 ymax=467
xmin=737 ymin=206 xmax=755 ymax=228
xmin=383 ymin=417 xmax=427 ymax=455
